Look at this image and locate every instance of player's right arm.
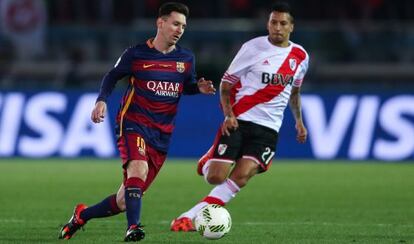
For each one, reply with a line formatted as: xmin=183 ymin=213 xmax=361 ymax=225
xmin=91 ymin=101 xmax=107 ymax=123
xmin=91 ymin=48 xmax=133 ymax=123
xmin=219 ymin=41 xmax=253 ymax=136
xmin=220 ymin=81 xmax=238 ymax=136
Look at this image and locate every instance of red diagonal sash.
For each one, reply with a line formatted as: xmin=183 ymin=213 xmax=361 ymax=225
xmin=233 ymin=47 xmax=305 ymax=117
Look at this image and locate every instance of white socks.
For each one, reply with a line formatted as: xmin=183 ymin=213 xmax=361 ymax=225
xmin=209 ymin=178 xmax=240 ymax=203
xmin=179 ymin=179 xmax=240 ymax=220
xmin=179 ymin=201 xmax=208 ymax=219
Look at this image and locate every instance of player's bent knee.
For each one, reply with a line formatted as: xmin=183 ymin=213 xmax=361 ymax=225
xmin=126 ymin=160 xmax=148 ymax=180
xmin=206 ymin=173 xmax=226 ymax=185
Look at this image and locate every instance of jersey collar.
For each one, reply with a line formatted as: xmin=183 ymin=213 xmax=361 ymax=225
xmin=146 ymin=37 xmax=179 ymax=54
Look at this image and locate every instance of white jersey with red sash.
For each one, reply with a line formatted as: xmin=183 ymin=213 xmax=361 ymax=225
xmin=222 ymin=36 xmax=309 ymax=132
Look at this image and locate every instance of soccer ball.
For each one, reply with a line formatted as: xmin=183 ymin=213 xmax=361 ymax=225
xmin=194 ymin=204 xmax=232 ymax=240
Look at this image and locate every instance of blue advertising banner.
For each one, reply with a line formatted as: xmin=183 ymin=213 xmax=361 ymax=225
xmin=0 ymin=91 xmax=413 ymax=160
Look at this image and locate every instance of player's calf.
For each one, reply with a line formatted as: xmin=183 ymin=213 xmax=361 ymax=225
xmin=205 ymin=173 xmax=226 ymax=185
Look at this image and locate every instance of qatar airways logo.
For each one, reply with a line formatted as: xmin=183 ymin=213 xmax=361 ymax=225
xmin=146 ymin=80 xmax=181 ymax=97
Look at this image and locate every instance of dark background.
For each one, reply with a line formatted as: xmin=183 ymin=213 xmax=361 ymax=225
xmin=1 ymin=0 xmax=414 ymax=92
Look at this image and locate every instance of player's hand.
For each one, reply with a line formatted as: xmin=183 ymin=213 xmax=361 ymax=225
xmin=197 ymin=77 xmax=216 ymax=95
xmin=221 ymin=115 xmax=238 ymax=136
xmin=295 ymin=122 xmax=307 ymax=143
xmin=91 ymin=101 xmax=107 ymax=123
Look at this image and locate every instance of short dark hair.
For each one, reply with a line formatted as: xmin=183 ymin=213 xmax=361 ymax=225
xmin=158 ymin=2 xmax=189 ymax=18
xmin=271 ymin=1 xmax=294 ymax=22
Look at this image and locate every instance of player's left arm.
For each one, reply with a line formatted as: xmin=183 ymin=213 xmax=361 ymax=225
xmin=289 ymin=86 xmax=307 ymax=143
xmin=197 ymin=77 xmax=216 ymax=94
xmin=290 ymin=50 xmax=309 ymax=143
xmin=183 ymin=77 xmax=215 ymax=95
xmin=183 ymin=54 xmax=216 ymax=95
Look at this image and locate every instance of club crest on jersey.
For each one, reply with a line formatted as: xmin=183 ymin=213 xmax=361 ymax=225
xmin=217 ymin=144 xmax=228 ymax=155
xmin=176 ymin=62 xmax=185 ymax=73
xmin=289 ymin=58 xmax=297 ymax=71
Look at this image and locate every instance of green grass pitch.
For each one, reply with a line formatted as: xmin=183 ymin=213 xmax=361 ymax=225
xmin=0 ymin=159 xmax=413 ymax=243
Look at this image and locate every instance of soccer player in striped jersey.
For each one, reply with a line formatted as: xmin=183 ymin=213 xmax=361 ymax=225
xmin=58 ymin=2 xmax=215 ymax=242
xmin=171 ymin=2 xmax=309 ymax=231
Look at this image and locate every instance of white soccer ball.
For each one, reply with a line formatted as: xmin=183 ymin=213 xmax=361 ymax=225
xmin=194 ymin=204 xmax=232 ymax=240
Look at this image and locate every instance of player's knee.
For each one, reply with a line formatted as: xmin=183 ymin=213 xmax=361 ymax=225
xmin=206 ymin=173 xmax=226 ymax=185
xmin=126 ymin=160 xmax=148 ymax=180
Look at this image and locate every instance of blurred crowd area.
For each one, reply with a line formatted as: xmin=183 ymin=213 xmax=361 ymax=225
xmin=1 ymin=0 xmax=414 ymax=91
xmin=47 ymin=0 xmax=414 ymax=23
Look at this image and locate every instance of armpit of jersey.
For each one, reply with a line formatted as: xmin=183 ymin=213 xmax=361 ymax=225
xmin=222 ymin=72 xmax=240 ymax=84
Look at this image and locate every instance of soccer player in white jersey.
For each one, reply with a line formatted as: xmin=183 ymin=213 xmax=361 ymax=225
xmin=171 ymin=1 xmax=309 ymax=231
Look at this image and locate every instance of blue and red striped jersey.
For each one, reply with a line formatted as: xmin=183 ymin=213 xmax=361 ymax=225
xmin=96 ymin=39 xmax=200 ymax=152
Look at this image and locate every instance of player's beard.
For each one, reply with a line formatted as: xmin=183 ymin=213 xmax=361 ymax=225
xmin=269 ymin=33 xmax=287 ymax=46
